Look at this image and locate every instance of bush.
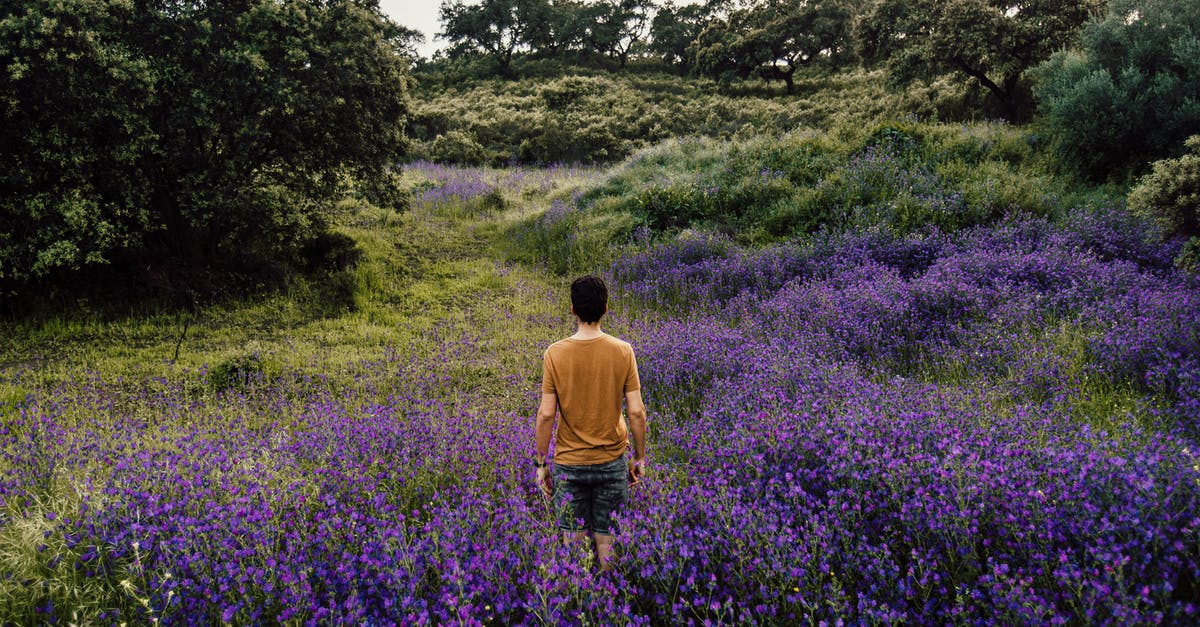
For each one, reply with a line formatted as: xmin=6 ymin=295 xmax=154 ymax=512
xmin=516 ymin=112 xmax=628 ymax=164
xmin=1178 ymin=238 xmax=1200 ymax=272
xmin=579 ymin=120 xmax=1063 ymax=242
xmin=1129 ymin=135 xmax=1200 ymax=269
xmin=208 ymin=353 xmax=273 ymax=391
xmin=406 ymin=68 xmax=934 ymax=167
xmin=354 ymin=169 xmax=409 ymax=210
xmin=505 ymin=197 xmax=636 ymax=275
xmin=539 ymin=75 xmax=606 ymax=110
xmin=1128 ymin=136 xmax=1200 ymax=238
xmin=1034 ymin=0 xmax=1200 ymax=181
xmin=429 ymin=130 xmax=487 ymax=166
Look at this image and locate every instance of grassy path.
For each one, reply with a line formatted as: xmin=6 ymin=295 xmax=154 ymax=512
xmin=0 ymin=172 xmax=582 ymax=407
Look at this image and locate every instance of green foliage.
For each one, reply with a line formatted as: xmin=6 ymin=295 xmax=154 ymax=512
xmin=208 ymin=352 xmax=274 ymax=392
xmin=1128 ymin=135 xmax=1200 ymax=268
xmin=518 ymin=112 xmax=627 ymax=164
xmin=439 ymin=0 xmax=543 ymax=76
xmin=0 ymin=0 xmax=410 ymax=294
xmin=692 ymin=0 xmax=854 ymax=93
xmin=505 ymin=197 xmax=637 ymax=275
xmin=578 ymin=119 xmax=1068 ymax=241
xmin=0 ymin=1 xmax=154 ymax=283
xmin=1177 ymin=237 xmax=1200 ymax=272
xmin=578 ymin=0 xmax=655 ymax=67
xmin=1035 ymin=0 xmax=1200 ymax=181
xmin=525 ymin=0 xmax=590 ymax=55
xmin=409 ymin=68 xmax=960 ymax=166
xmin=649 ymin=1 xmax=717 ymax=71
xmin=539 ymin=74 xmax=606 ymax=109
xmin=430 ymin=130 xmax=488 ymax=165
xmin=856 ymin=0 xmax=1102 ymax=121
xmin=438 ymin=0 xmax=654 ymax=70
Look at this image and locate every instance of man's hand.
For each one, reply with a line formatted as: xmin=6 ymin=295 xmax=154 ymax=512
xmin=536 ymin=465 xmax=553 ymax=497
xmin=628 ymin=458 xmax=645 ymax=488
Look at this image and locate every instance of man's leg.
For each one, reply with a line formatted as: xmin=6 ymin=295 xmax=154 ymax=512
xmin=593 ymin=532 xmax=616 ymax=571
xmin=562 ymin=530 xmax=589 ymax=545
xmin=553 ymin=463 xmax=593 ymax=547
xmin=590 ymin=458 xmax=629 ymax=571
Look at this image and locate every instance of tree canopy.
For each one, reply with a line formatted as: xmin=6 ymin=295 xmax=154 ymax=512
xmin=0 ymin=0 xmax=410 ymax=296
xmin=1035 ymin=0 xmax=1200 ymax=179
xmin=440 ymin=0 xmax=545 ymax=75
xmin=649 ymin=0 xmax=719 ymax=70
xmin=694 ymin=0 xmax=854 ymax=93
xmin=856 ymin=0 xmax=1103 ymax=120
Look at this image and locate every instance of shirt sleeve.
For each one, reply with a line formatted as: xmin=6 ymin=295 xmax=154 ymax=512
xmin=624 ymin=346 xmax=641 ymax=393
xmin=541 ymin=350 xmax=556 ymax=394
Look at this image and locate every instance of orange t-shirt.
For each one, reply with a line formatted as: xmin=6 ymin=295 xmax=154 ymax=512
xmin=542 ymin=333 xmax=641 ymax=465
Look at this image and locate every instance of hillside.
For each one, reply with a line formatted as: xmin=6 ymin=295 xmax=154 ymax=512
xmin=3 ymin=128 xmax=1199 ymax=620
xmin=3 ymin=0 xmax=1200 ymax=619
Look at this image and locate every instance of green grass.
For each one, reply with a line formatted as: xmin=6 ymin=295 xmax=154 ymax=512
xmin=0 ymin=180 xmax=574 ymax=396
xmin=0 ymin=171 xmax=588 ymax=623
xmin=558 ymin=118 xmax=1101 ymax=246
xmin=910 ymin=319 xmax=1156 ymax=435
xmin=408 ymin=66 xmax=990 ymax=167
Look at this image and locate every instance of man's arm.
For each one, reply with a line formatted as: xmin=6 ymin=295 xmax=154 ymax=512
xmin=534 ymin=392 xmax=557 ymax=497
xmin=534 ymin=392 xmax=557 ymax=463
xmin=626 ymin=389 xmax=647 ymax=484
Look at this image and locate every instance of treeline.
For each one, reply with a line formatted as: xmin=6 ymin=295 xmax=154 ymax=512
xmin=427 ymin=0 xmax=1200 ymax=270
xmin=3 ymin=0 xmax=1197 ymax=301
xmin=1 ymin=0 xmax=411 ymax=301
xmin=420 ymin=0 xmax=1199 ymax=177
xmin=431 ymin=0 xmax=1099 ymax=121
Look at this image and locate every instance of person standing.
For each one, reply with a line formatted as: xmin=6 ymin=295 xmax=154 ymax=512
xmin=534 ymin=275 xmax=647 ymax=570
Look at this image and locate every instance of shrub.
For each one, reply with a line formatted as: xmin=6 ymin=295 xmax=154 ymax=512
xmin=1034 ymin=0 xmax=1200 ymax=180
xmin=407 ymin=68 xmax=934 ymax=168
xmin=1178 ymin=238 xmax=1200 ymax=272
xmin=516 ymin=112 xmax=627 ymax=164
xmin=505 ymin=198 xmax=636 ymax=275
xmin=1128 ymin=136 xmax=1200 ymax=239
xmin=1129 ymin=135 xmax=1200 ymax=269
xmin=539 ymin=75 xmax=606 ymax=110
xmin=578 ymin=119 xmax=1072 ymax=242
xmin=354 ymin=169 xmax=409 ymax=210
xmin=429 ymin=130 xmax=487 ymax=166
xmin=208 ymin=353 xmax=272 ymax=391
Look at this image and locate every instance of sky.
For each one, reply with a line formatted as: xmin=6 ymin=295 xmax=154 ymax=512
xmin=378 ymin=1 xmax=447 ymax=59
xmin=378 ymin=0 xmax=707 ymax=60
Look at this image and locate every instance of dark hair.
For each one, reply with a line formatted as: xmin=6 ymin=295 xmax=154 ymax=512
xmin=570 ymin=275 xmax=608 ymax=323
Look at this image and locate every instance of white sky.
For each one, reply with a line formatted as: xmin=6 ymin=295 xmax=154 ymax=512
xmin=378 ymin=0 xmax=705 ymax=60
xmin=379 ymin=1 xmax=444 ymax=58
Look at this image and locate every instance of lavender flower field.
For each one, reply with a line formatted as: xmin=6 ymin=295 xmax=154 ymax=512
xmin=3 ymin=158 xmax=1200 ymax=625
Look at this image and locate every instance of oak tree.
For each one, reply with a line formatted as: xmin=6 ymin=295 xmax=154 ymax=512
xmin=856 ymin=0 xmax=1102 ymax=120
xmin=0 ymin=0 xmax=410 ymax=293
xmin=694 ymin=0 xmax=854 ymax=93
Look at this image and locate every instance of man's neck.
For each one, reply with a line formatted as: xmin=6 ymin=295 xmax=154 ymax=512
xmin=573 ymin=321 xmax=604 ymax=340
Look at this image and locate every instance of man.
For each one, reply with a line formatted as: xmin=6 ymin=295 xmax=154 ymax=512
xmin=534 ymin=275 xmax=647 ymax=570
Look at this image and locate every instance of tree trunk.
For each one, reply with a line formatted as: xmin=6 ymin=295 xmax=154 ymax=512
xmin=953 ymin=59 xmax=1019 ymax=121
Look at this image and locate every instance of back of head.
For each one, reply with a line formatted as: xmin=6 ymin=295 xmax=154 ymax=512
xmin=571 ymin=275 xmax=607 ymax=323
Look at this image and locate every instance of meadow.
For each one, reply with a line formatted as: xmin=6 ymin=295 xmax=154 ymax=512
xmin=3 ymin=124 xmax=1200 ymax=625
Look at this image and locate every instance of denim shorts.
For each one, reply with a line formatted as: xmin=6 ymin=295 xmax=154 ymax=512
xmin=553 ymin=457 xmax=628 ymax=535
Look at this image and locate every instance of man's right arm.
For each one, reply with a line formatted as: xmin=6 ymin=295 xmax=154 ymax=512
xmin=625 ymin=389 xmax=647 ymax=484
